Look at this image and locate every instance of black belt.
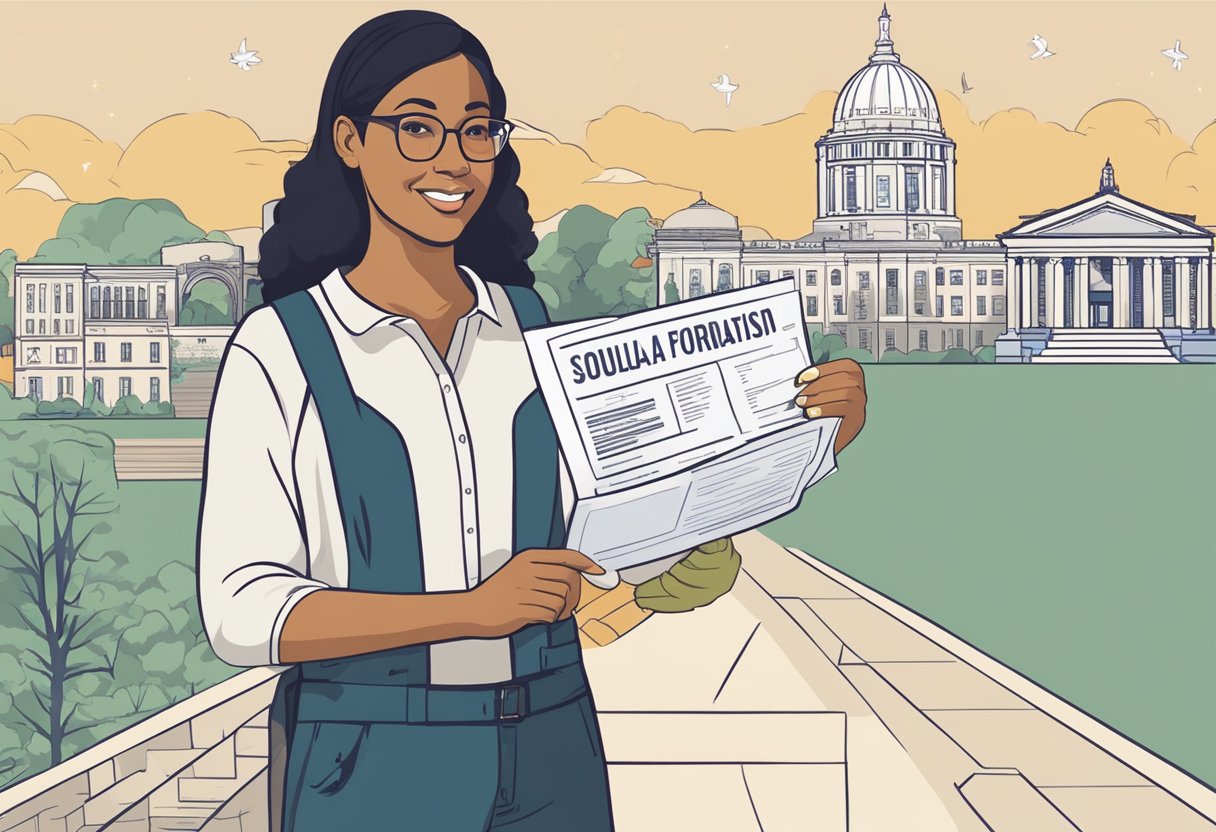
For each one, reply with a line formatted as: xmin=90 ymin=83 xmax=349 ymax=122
xmin=295 ymin=664 xmax=587 ymax=725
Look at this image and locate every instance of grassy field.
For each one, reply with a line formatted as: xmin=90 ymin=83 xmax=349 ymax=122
xmin=0 ymin=417 xmax=209 ymax=438
xmin=761 ymin=363 xmax=1216 ymax=787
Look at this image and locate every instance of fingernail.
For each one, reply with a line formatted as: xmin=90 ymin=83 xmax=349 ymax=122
xmin=796 ymin=367 xmax=819 ymax=384
xmin=805 ymin=407 xmax=822 ymax=418
xmin=795 ymin=395 xmax=809 ymax=407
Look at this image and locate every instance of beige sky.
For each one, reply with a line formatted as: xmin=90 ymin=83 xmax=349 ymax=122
xmin=1 ymin=0 xmax=1213 ymax=146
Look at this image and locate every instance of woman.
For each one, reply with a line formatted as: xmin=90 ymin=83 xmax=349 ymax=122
xmin=196 ymin=10 xmax=866 ymax=832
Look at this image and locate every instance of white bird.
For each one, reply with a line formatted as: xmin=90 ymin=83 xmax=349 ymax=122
xmin=81 ymin=162 xmax=91 ymax=173
xmin=1161 ymin=39 xmax=1188 ymax=71
xmin=710 ymin=73 xmax=739 ymax=107
xmin=230 ymin=38 xmax=262 ymax=71
xmin=1029 ymin=35 xmax=1055 ymax=60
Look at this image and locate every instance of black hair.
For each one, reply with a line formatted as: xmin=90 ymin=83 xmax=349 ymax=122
xmin=258 ymin=10 xmax=537 ymax=302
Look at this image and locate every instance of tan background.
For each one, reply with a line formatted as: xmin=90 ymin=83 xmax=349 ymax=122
xmin=0 ymin=0 xmax=1213 ymax=255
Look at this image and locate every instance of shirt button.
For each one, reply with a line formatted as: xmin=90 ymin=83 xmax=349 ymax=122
xmin=458 ymin=434 xmax=467 ymax=444
xmin=467 ymin=527 xmax=475 ymax=535
xmin=464 ymin=487 xmax=472 ymax=495
xmin=443 ymin=384 xmax=452 ymax=394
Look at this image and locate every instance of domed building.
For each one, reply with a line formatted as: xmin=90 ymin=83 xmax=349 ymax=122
xmin=650 ymin=5 xmax=1215 ymax=363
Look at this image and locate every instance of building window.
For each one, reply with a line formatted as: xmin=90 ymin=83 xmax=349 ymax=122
xmin=905 ymin=168 xmax=921 ymax=212
xmin=26 ymin=284 xmax=34 ymax=313
xmin=833 ymin=294 xmax=845 ymax=315
xmin=806 ymin=270 xmax=817 ymax=286
xmin=67 ymin=284 xmax=74 ymax=314
xmin=39 ymin=319 xmax=45 ymax=335
xmin=121 ymin=342 xmax=132 ymax=362
xmin=138 ymin=286 xmax=148 ymax=319
xmin=858 ymin=271 xmax=870 ymax=290
xmin=957 ymin=328 xmax=964 ymax=347
xmin=54 ymin=347 xmax=68 ymax=363
xmin=781 ymin=270 xmax=795 ymax=282
xmin=806 ymin=296 xmax=818 ymax=316
xmin=54 ymin=284 xmax=61 ymax=313
xmin=976 ymin=331 xmax=984 ymax=347
xmin=103 ymin=287 xmax=112 ymax=318
xmin=992 ymin=269 xmax=1004 ymax=286
xmin=885 ymin=328 xmax=896 ymax=349
xmin=689 ymin=269 xmax=703 ymax=298
xmin=936 ymin=296 xmax=944 ymax=317
xmin=859 ymin=329 xmax=870 ymax=351
xmin=58 ymin=376 xmax=73 ymax=398
xmin=39 ymin=283 xmax=46 ymax=313
xmin=119 ymin=377 xmax=132 ymax=399
xmin=150 ymin=377 xmax=160 ymax=403
xmin=125 ymin=287 xmax=136 ymax=318
xmin=150 ymin=342 xmax=160 ymax=363
xmin=755 ymin=270 xmax=771 ymax=284
xmin=976 ymin=270 xmax=987 ymax=286
xmin=25 ymin=320 xmax=33 ymax=335
xmin=831 ymin=269 xmax=842 ymax=286
xmin=67 ymin=320 xmax=74 ymax=335
xmin=994 ymin=296 xmax=1006 ymax=316
xmin=951 ymin=296 xmax=963 ymax=316
xmin=976 ymin=296 xmax=986 ymax=316
xmin=835 ymin=325 xmax=848 ymax=342
xmin=95 ymin=342 xmax=106 ymax=362
xmin=1037 ymin=259 xmax=1047 ymax=326
xmin=932 ymin=168 xmax=943 ymax=210
xmin=876 ymin=142 xmax=890 ymax=157
xmin=90 ymin=286 xmax=100 ymax=318
xmin=850 ymin=142 xmax=863 ymax=157
xmin=918 ymin=330 xmax=928 ymax=351
xmin=92 ymin=377 xmax=103 ymax=403
xmin=941 ymin=330 xmax=947 ymax=350
xmin=950 ymin=270 xmax=964 ymax=285
xmin=885 ymin=269 xmax=899 ymax=315
xmin=876 ymin=176 xmax=890 ymax=208
xmin=1163 ymin=259 xmax=1175 ymax=317
xmin=902 ymin=142 xmax=913 ymax=156
xmin=157 ymin=286 xmax=166 ymax=318
xmin=717 ymin=263 xmax=734 ymax=291
xmin=53 ymin=319 xmax=60 ymax=335
xmin=845 ymin=168 xmax=858 ymax=211
xmin=935 ymin=267 xmax=945 ymax=286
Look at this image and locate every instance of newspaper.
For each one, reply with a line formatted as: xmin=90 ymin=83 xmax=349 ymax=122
xmin=523 ymin=278 xmax=842 ymax=571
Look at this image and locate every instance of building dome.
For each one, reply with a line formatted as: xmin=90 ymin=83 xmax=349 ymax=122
xmin=832 ymin=5 xmax=940 ymax=130
xmin=662 ymin=194 xmax=739 ymax=230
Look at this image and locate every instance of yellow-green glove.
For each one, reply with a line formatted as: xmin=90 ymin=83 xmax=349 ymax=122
xmin=633 ymin=537 xmax=741 ymax=613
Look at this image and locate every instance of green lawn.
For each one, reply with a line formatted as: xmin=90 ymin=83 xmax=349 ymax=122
xmin=0 ymin=417 xmax=209 ymax=439
xmin=761 ymin=363 xmax=1216 ymax=788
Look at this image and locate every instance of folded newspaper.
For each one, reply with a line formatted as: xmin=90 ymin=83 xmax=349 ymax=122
xmin=523 ymin=279 xmax=842 ymax=572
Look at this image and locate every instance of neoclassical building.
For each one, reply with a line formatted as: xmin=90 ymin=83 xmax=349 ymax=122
xmin=650 ymin=6 xmax=1215 ymax=363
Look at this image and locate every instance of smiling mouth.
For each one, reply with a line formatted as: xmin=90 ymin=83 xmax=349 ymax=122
xmin=418 ymin=188 xmax=472 ymax=213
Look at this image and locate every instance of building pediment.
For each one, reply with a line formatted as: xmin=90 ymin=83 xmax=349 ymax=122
xmin=1001 ymin=193 xmax=1212 ymax=240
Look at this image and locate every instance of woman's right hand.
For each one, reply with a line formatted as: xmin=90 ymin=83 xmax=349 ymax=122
xmin=465 ymin=548 xmax=605 ymax=638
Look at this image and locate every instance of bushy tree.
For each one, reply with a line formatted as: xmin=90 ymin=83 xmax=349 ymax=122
xmin=30 ymin=199 xmax=230 ymax=267
xmin=0 ymin=248 xmax=16 ymax=346
xmin=529 ymin=205 xmax=657 ymax=321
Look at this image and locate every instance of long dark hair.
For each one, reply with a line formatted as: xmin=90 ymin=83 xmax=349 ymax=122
xmin=259 ymin=10 xmax=537 ymax=302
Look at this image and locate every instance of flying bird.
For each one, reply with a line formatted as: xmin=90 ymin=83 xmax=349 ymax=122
xmin=1161 ymin=40 xmax=1188 ymax=71
xmin=961 ymin=73 xmax=974 ymax=94
xmin=710 ymin=74 xmax=739 ymax=107
xmin=230 ymin=38 xmax=262 ymax=71
xmin=81 ymin=162 xmax=91 ymax=173
xmin=1029 ymin=35 xmax=1055 ymax=60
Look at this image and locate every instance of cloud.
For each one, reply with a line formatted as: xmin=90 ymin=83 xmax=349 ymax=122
xmin=0 ymin=96 xmax=1211 ymax=260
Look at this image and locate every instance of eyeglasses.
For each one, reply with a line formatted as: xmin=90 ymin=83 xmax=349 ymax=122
xmin=350 ymin=112 xmax=514 ymax=163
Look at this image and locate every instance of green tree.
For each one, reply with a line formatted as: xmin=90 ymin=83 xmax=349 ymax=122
xmin=664 ymin=275 xmax=680 ymax=305
xmin=0 ymin=248 xmax=16 ymax=346
xmin=0 ymin=424 xmax=125 ymax=767
xmin=31 ymin=199 xmax=228 ymax=266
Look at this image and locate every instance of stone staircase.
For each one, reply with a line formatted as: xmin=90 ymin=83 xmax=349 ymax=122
xmin=1033 ymin=328 xmax=1180 ymax=364
xmin=113 ymin=439 xmax=205 ymax=481
xmin=171 ymin=367 xmax=220 ymax=418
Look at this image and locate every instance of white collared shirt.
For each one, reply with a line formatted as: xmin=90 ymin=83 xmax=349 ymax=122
xmin=197 ymin=265 xmax=677 ymax=684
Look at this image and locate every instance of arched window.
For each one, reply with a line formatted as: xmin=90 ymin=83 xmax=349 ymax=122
xmin=689 ymin=269 xmax=704 ymax=298
xmin=831 ymin=269 xmax=842 ymax=286
xmin=717 ymin=264 xmax=733 ymax=292
xmin=90 ymin=286 xmax=100 ymax=319
xmin=102 ymin=286 xmax=112 ymax=319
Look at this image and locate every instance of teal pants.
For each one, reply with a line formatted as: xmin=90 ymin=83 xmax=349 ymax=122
xmin=283 ymin=691 xmax=613 ymax=831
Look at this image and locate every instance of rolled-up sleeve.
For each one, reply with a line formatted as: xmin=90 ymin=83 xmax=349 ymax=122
xmin=196 ymin=340 xmax=329 ymax=667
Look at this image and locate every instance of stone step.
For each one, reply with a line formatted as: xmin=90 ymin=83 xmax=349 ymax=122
xmin=82 ymin=749 xmax=202 ymax=828
xmin=1039 ymin=348 xmax=1175 ymax=357
xmin=1049 ymin=334 xmax=1165 ymax=342
xmin=176 ymin=756 xmax=264 ymax=803
xmin=1033 ymin=355 xmax=1179 ymax=364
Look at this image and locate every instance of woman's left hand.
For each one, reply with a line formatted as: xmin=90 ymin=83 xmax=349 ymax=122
xmin=794 ymin=359 xmax=868 ymax=456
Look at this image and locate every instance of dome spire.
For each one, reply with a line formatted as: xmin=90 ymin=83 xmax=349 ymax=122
xmin=1099 ymin=158 xmax=1119 ymax=194
xmin=871 ymin=4 xmax=900 ymax=63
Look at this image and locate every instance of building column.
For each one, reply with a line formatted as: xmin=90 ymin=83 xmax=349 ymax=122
xmin=1051 ymin=258 xmax=1065 ymax=327
xmin=1144 ymin=256 xmax=1158 ymax=327
xmin=1113 ymin=256 xmax=1129 ymax=327
xmin=1008 ymin=258 xmax=1021 ymax=330
xmin=1027 ymin=258 xmax=1040 ymax=327
xmin=1075 ymin=257 xmax=1089 ymax=327
xmin=1203 ymin=257 xmax=1213 ymax=330
xmin=1174 ymin=257 xmax=1188 ymax=328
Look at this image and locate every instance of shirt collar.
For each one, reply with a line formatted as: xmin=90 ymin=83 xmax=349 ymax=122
xmin=319 ymin=263 xmax=501 ymax=337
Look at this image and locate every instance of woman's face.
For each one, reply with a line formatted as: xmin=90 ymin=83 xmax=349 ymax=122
xmin=334 ymin=53 xmax=495 ymax=245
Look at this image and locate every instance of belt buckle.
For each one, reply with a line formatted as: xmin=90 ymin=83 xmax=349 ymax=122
xmin=497 ymin=684 xmax=526 ymax=721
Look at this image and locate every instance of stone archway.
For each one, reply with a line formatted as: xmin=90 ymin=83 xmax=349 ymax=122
xmin=180 ymin=269 xmax=240 ymax=325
